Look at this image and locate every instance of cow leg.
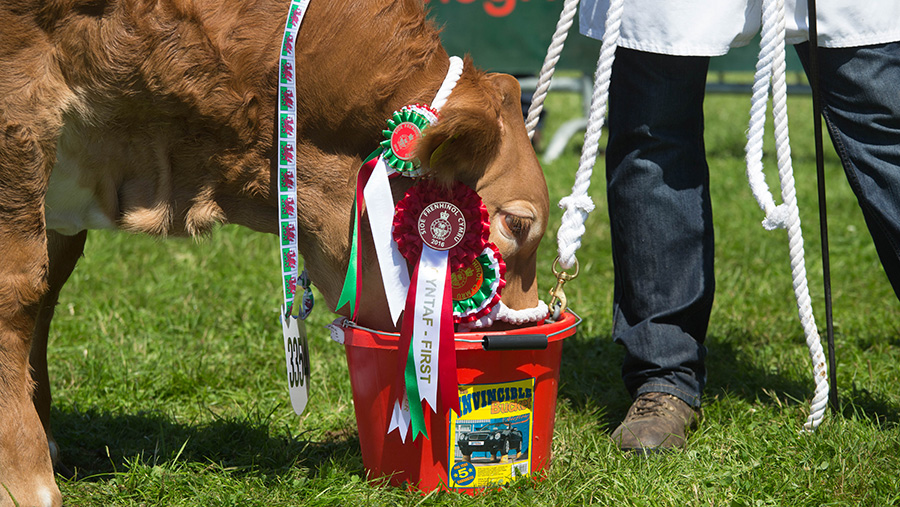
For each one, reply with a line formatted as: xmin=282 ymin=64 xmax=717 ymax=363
xmin=30 ymin=230 xmax=87 ymax=476
xmin=0 ymin=124 xmax=62 ymax=507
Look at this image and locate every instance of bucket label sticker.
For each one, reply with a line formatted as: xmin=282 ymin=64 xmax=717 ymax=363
xmin=448 ymin=378 xmax=534 ymax=489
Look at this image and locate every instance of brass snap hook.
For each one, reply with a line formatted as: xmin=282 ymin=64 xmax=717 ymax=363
xmin=548 ymin=257 xmax=579 ymax=319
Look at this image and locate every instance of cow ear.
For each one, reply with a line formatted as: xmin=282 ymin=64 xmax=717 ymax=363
xmin=415 ymin=66 xmax=503 ymax=185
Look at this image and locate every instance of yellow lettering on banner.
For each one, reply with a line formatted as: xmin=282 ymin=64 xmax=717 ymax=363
xmin=421 ymin=278 xmax=437 ymax=326
xmin=418 ymin=277 xmax=437 ymax=382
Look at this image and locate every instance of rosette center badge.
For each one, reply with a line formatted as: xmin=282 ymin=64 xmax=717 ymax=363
xmin=381 ymin=105 xmax=437 ymax=176
xmin=390 ymin=122 xmax=421 ymax=161
xmin=452 ymin=259 xmax=485 ymax=301
xmin=418 ymin=202 xmax=466 ymax=251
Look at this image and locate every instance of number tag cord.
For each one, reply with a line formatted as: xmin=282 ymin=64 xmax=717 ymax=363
xmin=278 ymin=0 xmax=312 ymax=416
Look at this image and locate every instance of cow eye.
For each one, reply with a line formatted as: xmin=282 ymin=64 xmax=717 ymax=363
xmin=494 ymin=201 xmax=542 ymax=249
xmin=503 ymin=214 xmax=532 ymax=239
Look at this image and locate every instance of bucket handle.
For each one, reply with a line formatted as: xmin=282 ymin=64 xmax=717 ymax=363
xmin=476 ymin=334 xmax=549 ymax=351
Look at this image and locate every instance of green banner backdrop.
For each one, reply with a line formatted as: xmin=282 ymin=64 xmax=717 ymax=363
xmin=425 ymin=0 xmax=804 ymax=76
xmin=425 ymin=0 xmax=602 ymax=75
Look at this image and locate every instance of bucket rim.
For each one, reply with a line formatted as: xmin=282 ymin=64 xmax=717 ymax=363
xmin=336 ymin=309 xmax=581 ymax=349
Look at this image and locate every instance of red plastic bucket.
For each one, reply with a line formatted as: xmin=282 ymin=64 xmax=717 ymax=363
xmin=337 ymin=311 xmax=579 ymax=493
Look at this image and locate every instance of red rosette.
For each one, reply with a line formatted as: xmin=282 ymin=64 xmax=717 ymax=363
xmin=392 ymin=180 xmax=490 ymax=272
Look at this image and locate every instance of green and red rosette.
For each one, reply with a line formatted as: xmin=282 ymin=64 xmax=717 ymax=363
xmin=451 ymin=243 xmax=506 ymax=323
xmin=380 ymin=105 xmax=439 ymax=177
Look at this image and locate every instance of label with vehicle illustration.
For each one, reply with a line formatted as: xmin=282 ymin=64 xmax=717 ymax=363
xmin=448 ymin=378 xmax=534 ymax=489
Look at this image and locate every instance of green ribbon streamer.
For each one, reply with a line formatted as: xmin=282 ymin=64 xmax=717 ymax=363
xmin=404 ymin=341 xmax=428 ymax=439
xmin=335 ymin=150 xmax=382 ymax=319
xmin=336 ymin=208 xmax=359 ymax=319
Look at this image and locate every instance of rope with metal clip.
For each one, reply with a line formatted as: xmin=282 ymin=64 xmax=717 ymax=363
xmin=548 ymin=257 xmax=579 ymax=320
xmin=527 ymin=0 xmax=623 ymax=321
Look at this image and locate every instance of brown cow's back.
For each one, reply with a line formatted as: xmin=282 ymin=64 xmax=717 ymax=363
xmin=24 ymin=0 xmax=457 ymax=315
xmin=31 ymin=0 xmax=445 ymax=235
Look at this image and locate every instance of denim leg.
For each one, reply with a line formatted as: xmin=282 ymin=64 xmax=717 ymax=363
xmin=794 ymin=42 xmax=900 ymax=300
xmin=606 ymin=48 xmax=712 ymax=408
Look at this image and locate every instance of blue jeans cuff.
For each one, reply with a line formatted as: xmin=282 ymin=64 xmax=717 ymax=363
xmin=635 ymin=383 xmax=702 ymax=409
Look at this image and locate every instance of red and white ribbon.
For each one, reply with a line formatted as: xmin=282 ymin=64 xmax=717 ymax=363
xmin=390 ymin=181 xmax=490 ymax=441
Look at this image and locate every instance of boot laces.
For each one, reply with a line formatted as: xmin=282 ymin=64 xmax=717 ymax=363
xmin=628 ymin=394 xmax=676 ymax=420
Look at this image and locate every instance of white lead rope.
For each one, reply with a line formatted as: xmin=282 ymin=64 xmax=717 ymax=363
xmin=552 ymin=0 xmax=623 ymax=271
xmin=531 ymin=0 xmax=828 ymax=430
xmin=745 ymin=0 xmax=829 ymax=431
xmin=524 ymin=0 xmax=580 ymax=141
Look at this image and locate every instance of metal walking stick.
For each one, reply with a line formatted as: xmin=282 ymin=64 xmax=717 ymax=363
xmin=806 ymin=0 xmax=839 ymax=414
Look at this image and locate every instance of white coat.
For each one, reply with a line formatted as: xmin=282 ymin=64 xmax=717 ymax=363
xmin=579 ymin=0 xmax=900 ymax=56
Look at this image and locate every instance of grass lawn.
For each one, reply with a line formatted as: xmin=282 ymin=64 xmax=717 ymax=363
xmin=48 ymin=79 xmax=900 ymax=506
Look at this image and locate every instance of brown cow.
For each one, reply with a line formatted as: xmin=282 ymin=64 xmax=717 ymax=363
xmin=0 ymin=0 xmax=549 ymax=504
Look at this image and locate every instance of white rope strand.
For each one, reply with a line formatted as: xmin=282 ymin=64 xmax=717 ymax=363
xmin=745 ymin=0 xmax=829 ymax=431
xmin=457 ymin=300 xmax=550 ymax=331
xmin=556 ymin=0 xmax=623 ymax=270
xmin=528 ymin=0 xmax=828 ymax=431
xmin=746 ymin=9 xmax=779 ymax=220
xmin=524 ymin=0 xmax=580 ymax=140
xmin=431 ymin=56 xmax=464 ymax=111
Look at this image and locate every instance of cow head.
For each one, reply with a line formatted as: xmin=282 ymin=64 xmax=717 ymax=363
xmin=414 ymin=68 xmax=549 ymax=324
xmin=331 ymin=65 xmax=549 ymax=332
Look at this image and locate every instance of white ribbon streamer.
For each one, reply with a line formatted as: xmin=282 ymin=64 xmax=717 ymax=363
xmin=388 ymin=396 xmax=412 ymax=443
xmin=364 ymin=157 xmax=411 ymax=324
xmin=363 ymin=56 xmax=463 ymax=327
xmin=411 ymin=246 xmax=448 ymax=410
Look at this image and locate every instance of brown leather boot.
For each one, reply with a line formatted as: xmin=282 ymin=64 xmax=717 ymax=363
xmin=611 ymin=392 xmax=700 ymax=453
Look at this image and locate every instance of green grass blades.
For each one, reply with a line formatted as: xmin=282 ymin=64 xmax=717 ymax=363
xmin=50 ymin=87 xmax=899 ymax=505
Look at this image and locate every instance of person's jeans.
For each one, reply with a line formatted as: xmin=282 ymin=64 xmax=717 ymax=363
xmin=794 ymin=41 xmax=900 ymax=298
xmin=606 ymin=42 xmax=900 ymax=409
xmin=607 ymin=48 xmax=712 ymax=408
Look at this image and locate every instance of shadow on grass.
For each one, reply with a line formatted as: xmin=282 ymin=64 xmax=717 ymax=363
xmin=53 ymin=330 xmax=898 ymax=483
xmin=706 ymin=332 xmax=900 ymax=426
xmin=52 ymin=406 xmax=363 ymax=482
xmin=556 ymin=331 xmax=631 ymax=432
xmin=556 ymin=329 xmax=900 ymax=433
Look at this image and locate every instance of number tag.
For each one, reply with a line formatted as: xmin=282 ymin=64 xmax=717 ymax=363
xmin=281 ymin=311 xmax=311 ymax=415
